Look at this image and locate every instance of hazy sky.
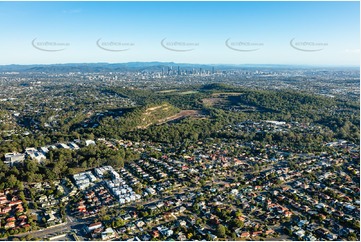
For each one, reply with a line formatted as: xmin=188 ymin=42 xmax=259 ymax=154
xmin=0 ymin=1 xmax=359 ymax=66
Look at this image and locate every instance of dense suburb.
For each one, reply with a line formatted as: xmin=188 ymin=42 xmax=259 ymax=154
xmin=0 ymin=67 xmax=359 ymax=241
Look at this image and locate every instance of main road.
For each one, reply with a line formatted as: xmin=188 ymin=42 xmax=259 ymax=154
xmin=2 ymin=216 xmax=93 ymax=241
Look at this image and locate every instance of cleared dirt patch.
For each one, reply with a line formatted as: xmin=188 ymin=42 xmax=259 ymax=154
xmin=158 ymin=110 xmax=203 ymax=124
xmin=178 ymin=90 xmax=199 ymax=95
xmin=157 ymin=90 xmax=199 ymax=95
xmin=210 ymin=92 xmax=243 ymax=97
xmin=144 ymin=104 xmax=168 ymax=115
xmin=203 ymin=92 xmax=243 ymax=107
xmin=202 ymin=97 xmax=226 ymax=107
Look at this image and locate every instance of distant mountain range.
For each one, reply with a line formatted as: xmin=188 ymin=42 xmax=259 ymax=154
xmin=0 ymin=62 xmax=358 ymax=73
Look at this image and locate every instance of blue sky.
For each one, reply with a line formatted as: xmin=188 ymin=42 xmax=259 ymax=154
xmin=0 ymin=1 xmax=359 ymax=66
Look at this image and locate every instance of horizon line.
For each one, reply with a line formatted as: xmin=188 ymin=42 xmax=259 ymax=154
xmin=0 ymin=62 xmax=359 ymax=69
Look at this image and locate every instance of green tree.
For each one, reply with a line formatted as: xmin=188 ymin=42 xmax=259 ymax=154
xmin=216 ymin=224 xmax=226 ymax=238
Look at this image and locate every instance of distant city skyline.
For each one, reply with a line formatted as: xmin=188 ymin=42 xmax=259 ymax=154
xmin=0 ymin=1 xmax=359 ymax=66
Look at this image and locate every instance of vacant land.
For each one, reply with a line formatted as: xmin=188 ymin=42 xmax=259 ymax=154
xmin=178 ymin=90 xmax=199 ymax=95
xmin=158 ymin=110 xmax=203 ymax=124
xmin=202 ymin=92 xmax=243 ymax=107
xmin=156 ymin=90 xmax=198 ymax=95
xmin=202 ymin=97 xmax=228 ymax=107
xmin=210 ymin=92 xmax=243 ymax=97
